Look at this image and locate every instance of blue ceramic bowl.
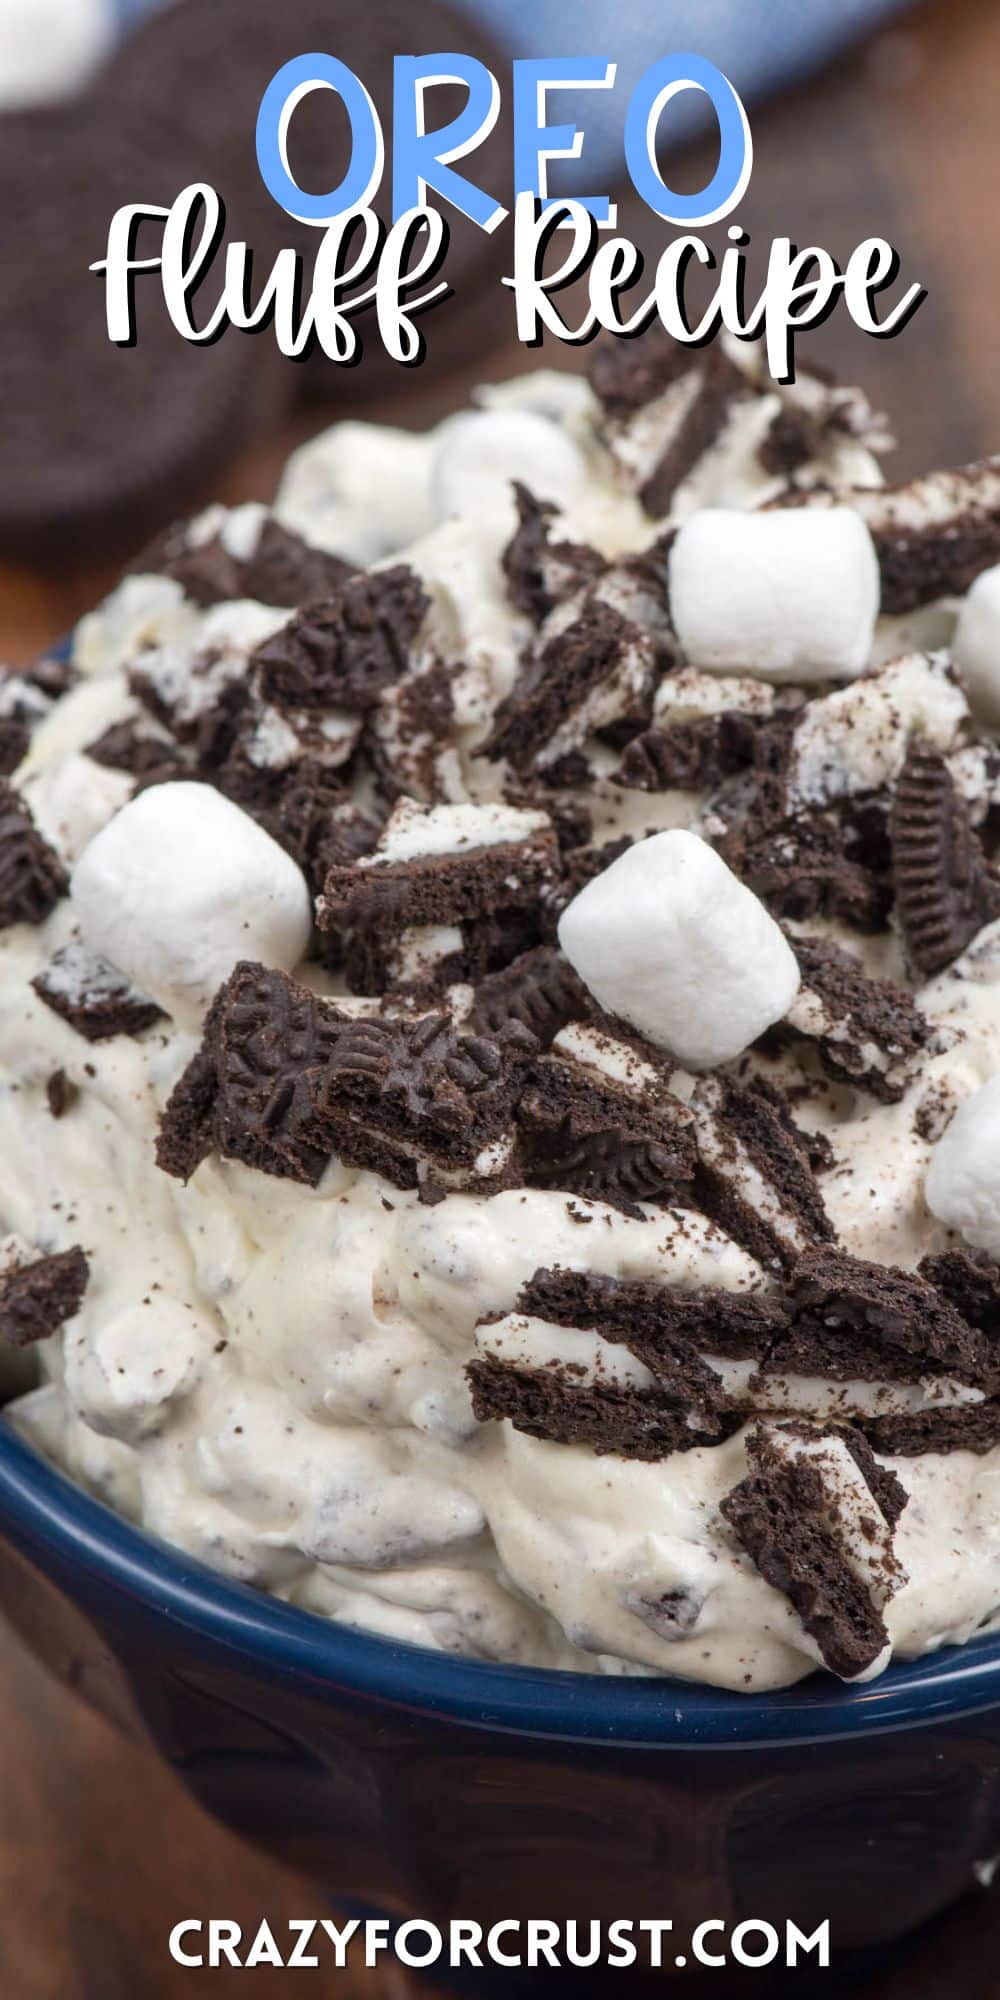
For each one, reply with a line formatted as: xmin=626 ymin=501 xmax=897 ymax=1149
xmin=2 ymin=1415 xmax=1000 ymax=1985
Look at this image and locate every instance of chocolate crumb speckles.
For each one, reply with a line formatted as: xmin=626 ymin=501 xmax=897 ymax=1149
xmin=784 ymin=933 xmax=934 ymax=1102
xmin=502 ymin=484 xmax=605 ymax=624
xmin=253 ymin=566 xmax=429 ymax=714
xmin=370 ymin=659 xmax=462 ymax=804
xmin=0 ymin=780 xmax=68 ymax=929
xmin=0 ymin=1242 xmax=89 ymax=1347
xmin=721 ymin=1421 xmax=908 ymax=1680
xmin=891 ymin=740 xmax=1000 ymax=977
xmin=46 ymin=1069 xmax=78 ymax=1119
xmin=33 ymin=943 xmax=165 ymax=1043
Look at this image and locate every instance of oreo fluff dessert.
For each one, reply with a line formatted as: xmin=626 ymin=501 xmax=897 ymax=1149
xmin=6 ymin=334 xmax=1000 ymax=1690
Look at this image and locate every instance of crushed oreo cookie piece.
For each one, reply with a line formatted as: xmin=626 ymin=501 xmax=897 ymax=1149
xmin=470 ymin=947 xmax=588 ymax=1047
xmin=484 ymin=597 xmax=656 ymax=778
xmin=32 ymin=943 xmax=165 ymax=1043
xmin=318 ymin=798 xmax=558 ymax=994
xmin=311 ymin=1010 xmax=530 ymax=1196
xmin=0 ymin=780 xmax=68 ymax=929
xmin=758 ymin=408 xmax=817 ymax=478
xmin=920 ymin=1247 xmax=1000 ymax=1340
xmin=502 ymin=484 xmax=605 ymax=623
xmin=620 ymin=711 xmax=760 ymax=793
xmin=690 ymin=1074 xmax=833 ymax=1273
xmin=861 ymin=1400 xmax=1000 ymax=1456
xmin=720 ymin=804 xmax=892 ymax=934
xmin=0 ymin=1241 xmax=89 ymax=1347
xmin=855 ymin=459 xmax=1000 ymax=613
xmin=518 ymin=1266 xmax=786 ymax=1364
xmin=587 ymin=334 xmax=747 ymax=516
xmin=129 ymin=510 xmax=353 ymax=611
xmin=160 ymin=964 xmax=342 ymax=1187
xmin=784 ymin=933 xmax=933 ymax=1102
xmin=517 ymin=1021 xmax=697 ymax=1217
xmin=0 ymin=719 xmax=29 ymax=777
xmin=721 ymin=1420 xmax=908 ymax=1679
xmin=86 ymin=719 xmax=185 ymax=779
xmin=158 ymin=963 xmax=531 ymax=1196
xmin=772 ymin=1244 xmax=994 ymax=1386
xmin=253 ymin=565 xmax=429 ymax=713
xmin=370 ymin=659 xmax=463 ymax=804
xmin=466 ymin=1352 xmax=733 ymax=1459
xmin=891 ymin=741 xmax=1000 ymax=977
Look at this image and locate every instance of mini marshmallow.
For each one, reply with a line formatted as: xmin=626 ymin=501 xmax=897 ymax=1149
xmin=276 ymin=420 xmax=436 ymax=563
xmin=431 ymin=410 xmax=586 ymax=523
xmin=71 ymin=783 xmax=312 ymax=1027
xmin=953 ymin=565 xmax=1000 ymax=727
xmin=668 ymin=506 xmax=880 ymax=683
xmin=0 ymin=0 xmax=114 ymax=111
xmin=557 ymin=829 xmax=800 ymax=1069
xmin=925 ymin=1074 xmax=1000 ymax=1257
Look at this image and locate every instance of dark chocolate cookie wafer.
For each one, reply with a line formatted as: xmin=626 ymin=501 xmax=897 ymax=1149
xmin=0 ymin=105 xmax=289 ymax=560
xmin=32 ymin=943 xmax=165 ymax=1043
xmin=0 ymin=1243 xmax=89 ymax=1348
xmin=97 ymin=0 xmax=514 ymax=401
xmin=721 ymin=1421 xmax=908 ymax=1680
xmin=128 ymin=512 xmax=354 ymax=611
xmin=891 ymin=740 xmax=1000 ymax=977
xmin=0 ymin=780 xmax=67 ymax=930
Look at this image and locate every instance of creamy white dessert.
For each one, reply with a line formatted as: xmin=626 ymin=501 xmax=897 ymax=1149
xmin=4 ymin=332 xmax=1000 ymax=1691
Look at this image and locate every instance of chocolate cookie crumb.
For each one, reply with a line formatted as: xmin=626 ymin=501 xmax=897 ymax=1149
xmin=0 ymin=780 xmax=68 ymax=929
xmin=0 ymin=1243 xmax=89 ymax=1347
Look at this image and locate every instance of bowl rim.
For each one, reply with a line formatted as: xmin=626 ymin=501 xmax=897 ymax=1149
xmin=3 ymin=1418 xmax=1000 ymax=1749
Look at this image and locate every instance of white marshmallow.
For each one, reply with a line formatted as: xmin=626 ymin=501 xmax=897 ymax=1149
xmin=431 ymin=410 xmax=586 ymax=524
xmin=557 ymin=830 xmax=800 ymax=1069
xmin=925 ymin=1074 xmax=1000 ymax=1257
xmin=70 ymin=783 xmax=312 ymax=1027
xmin=276 ymin=421 xmax=436 ymax=564
xmin=669 ymin=506 xmax=880 ymax=683
xmin=953 ymin=566 xmax=1000 ymax=726
xmin=0 ymin=0 xmax=114 ymax=111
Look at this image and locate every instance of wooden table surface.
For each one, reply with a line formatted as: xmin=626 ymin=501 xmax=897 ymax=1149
xmin=6 ymin=0 xmax=1000 ymax=1992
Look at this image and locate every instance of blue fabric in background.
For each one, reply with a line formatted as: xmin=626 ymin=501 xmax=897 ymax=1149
xmin=112 ymin=0 xmax=911 ymax=176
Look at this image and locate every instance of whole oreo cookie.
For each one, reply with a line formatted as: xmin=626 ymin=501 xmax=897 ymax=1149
xmin=97 ymin=0 xmax=513 ymax=398
xmin=0 ymin=104 xmax=289 ymax=559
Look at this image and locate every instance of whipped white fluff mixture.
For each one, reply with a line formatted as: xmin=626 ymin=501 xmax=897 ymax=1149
xmin=6 ymin=339 xmax=1000 ymax=1692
